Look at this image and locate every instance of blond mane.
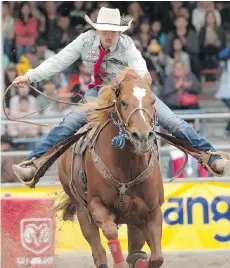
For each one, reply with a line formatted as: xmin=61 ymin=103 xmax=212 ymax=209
xmin=82 ymin=68 xmax=146 ymax=125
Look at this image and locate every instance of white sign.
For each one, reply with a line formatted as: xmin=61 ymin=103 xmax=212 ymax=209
xmin=20 ymin=218 xmax=52 ymax=255
xmin=16 ymin=257 xmax=54 ymax=265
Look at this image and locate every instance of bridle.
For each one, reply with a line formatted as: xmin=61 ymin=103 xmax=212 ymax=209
xmin=96 ymin=85 xmax=157 ymax=142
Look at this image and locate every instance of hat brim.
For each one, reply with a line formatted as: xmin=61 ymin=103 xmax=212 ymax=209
xmin=85 ymin=15 xmax=133 ymax=32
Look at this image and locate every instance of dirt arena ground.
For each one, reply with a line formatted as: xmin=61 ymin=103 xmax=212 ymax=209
xmin=55 ymin=251 xmax=230 ymax=268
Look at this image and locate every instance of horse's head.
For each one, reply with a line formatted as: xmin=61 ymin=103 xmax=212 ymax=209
xmin=113 ymin=69 xmax=156 ymax=153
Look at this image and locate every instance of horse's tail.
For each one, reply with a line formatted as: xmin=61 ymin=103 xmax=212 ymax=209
xmin=55 ymin=191 xmax=77 ymax=221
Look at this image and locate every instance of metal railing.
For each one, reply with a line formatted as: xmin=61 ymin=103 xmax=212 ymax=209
xmin=1 ymin=112 xmax=230 ymax=157
xmin=1 ymin=112 xmax=230 ymax=125
xmin=2 ymin=144 xmax=230 ymax=157
xmin=1 ymin=176 xmax=230 ymax=188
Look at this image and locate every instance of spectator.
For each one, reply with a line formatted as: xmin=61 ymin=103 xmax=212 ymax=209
xmin=139 ymin=32 xmax=150 ymax=52
xmin=14 ymin=2 xmax=37 ymax=61
xmin=4 ymin=54 xmax=10 ymax=70
xmin=52 ymin=72 xmax=69 ymax=90
xmin=3 ymin=1 xmax=14 ymax=61
xmin=161 ymin=1 xmax=183 ymax=32
xmin=44 ymin=1 xmax=57 ymax=35
xmin=84 ymin=2 xmax=95 ymax=13
xmin=41 ymin=89 xmax=73 ymax=120
xmin=165 ymin=38 xmax=191 ymax=75
xmin=199 ymin=10 xmax=226 ymax=69
xmin=140 ymin=21 xmax=150 ymax=34
xmin=215 ymin=49 xmax=230 ymax=137
xmin=35 ymin=38 xmax=56 ymax=65
xmin=48 ymin=13 xmax=76 ymax=52
xmin=192 ymin=1 xmax=221 ymax=33
xmin=150 ymin=21 xmax=166 ymax=48
xmin=16 ymin=49 xmax=37 ymax=76
xmin=37 ymin=80 xmax=57 ymax=111
xmin=8 ymin=96 xmax=39 ymax=147
xmin=1 ymin=136 xmax=24 ymax=183
xmin=89 ymin=8 xmax=100 ymax=23
xmin=125 ymin=17 xmax=139 ymax=39
xmin=29 ymin=1 xmax=40 ymax=18
xmin=9 ymin=85 xmax=37 ymax=114
xmin=1 ymin=135 xmax=15 ymax=152
xmin=56 ymin=89 xmax=73 ymax=116
xmin=178 ymin=7 xmax=196 ymax=31
xmin=70 ymin=1 xmax=87 ymax=28
xmin=4 ymin=63 xmax=18 ymax=109
xmin=75 ymin=17 xmax=87 ymax=32
xmin=128 ymin=2 xmax=145 ymax=25
xmin=161 ymin=60 xmax=201 ymax=110
xmin=70 ymin=64 xmax=92 ymax=102
xmin=164 ymin=15 xmax=200 ymax=79
xmin=36 ymin=6 xmax=48 ymax=39
xmin=216 ymin=2 xmax=230 ymax=30
xmin=146 ymin=39 xmax=166 ymax=83
xmin=8 ymin=1 xmax=17 ymax=16
xmin=97 ymin=2 xmax=111 ymax=9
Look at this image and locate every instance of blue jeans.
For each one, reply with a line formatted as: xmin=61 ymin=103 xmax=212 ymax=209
xmin=25 ymin=87 xmax=217 ymax=164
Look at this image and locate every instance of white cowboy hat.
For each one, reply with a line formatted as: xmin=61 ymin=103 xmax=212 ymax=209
xmin=85 ymin=7 xmax=133 ymax=32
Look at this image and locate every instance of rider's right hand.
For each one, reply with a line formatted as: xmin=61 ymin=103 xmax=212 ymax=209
xmin=12 ymin=75 xmax=30 ymax=88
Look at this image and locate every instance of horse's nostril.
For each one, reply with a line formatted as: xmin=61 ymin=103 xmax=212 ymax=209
xmin=148 ymin=131 xmax=155 ymax=140
xmin=130 ymin=132 xmax=140 ymax=141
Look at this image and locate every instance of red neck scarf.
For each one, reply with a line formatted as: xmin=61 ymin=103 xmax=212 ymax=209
xmin=89 ymin=46 xmax=110 ymax=88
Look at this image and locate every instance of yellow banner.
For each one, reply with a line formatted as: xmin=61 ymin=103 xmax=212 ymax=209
xmin=1 ymin=182 xmax=230 ymax=252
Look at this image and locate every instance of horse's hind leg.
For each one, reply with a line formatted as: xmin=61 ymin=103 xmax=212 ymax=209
xmin=141 ymin=206 xmax=164 ymax=268
xmin=76 ymin=203 xmax=107 ymax=267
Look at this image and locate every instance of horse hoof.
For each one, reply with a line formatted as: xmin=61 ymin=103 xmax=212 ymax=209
xmin=126 ymin=250 xmax=148 ymax=268
xmin=98 ymin=265 xmax=109 ymax=268
xmin=148 ymin=258 xmax=164 ymax=268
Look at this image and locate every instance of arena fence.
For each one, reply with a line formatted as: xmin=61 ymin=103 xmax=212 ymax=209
xmin=1 ymin=178 xmax=230 ymax=257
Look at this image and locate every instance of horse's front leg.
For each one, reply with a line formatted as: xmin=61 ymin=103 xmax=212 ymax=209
xmin=141 ymin=205 xmax=164 ymax=268
xmin=89 ymin=197 xmax=118 ymax=240
xmin=76 ymin=202 xmax=108 ymax=268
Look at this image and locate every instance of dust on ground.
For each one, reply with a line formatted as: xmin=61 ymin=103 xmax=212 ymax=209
xmin=55 ymin=251 xmax=230 ymax=268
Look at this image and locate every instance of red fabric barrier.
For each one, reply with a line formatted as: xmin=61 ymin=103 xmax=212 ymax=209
xmin=1 ymin=197 xmax=55 ymax=268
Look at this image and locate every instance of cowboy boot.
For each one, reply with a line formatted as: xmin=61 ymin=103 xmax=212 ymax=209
xmin=209 ymin=158 xmax=230 ymax=175
xmin=12 ymin=164 xmax=37 ymax=188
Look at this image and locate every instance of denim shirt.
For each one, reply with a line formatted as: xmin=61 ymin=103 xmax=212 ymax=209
xmin=26 ymin=30 xmax=148 ymax=84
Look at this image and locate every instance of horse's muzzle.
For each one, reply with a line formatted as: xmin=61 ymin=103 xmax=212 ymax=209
xmin=129 ymin=131 xmax=155 ymax=153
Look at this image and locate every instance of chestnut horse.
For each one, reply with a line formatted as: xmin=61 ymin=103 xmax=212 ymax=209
xmin=58 ymin=68 xmax=164 ymax=268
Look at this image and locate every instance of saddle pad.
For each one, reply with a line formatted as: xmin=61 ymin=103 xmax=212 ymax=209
xmin=75 ymin=123 xmax=100 ymax=155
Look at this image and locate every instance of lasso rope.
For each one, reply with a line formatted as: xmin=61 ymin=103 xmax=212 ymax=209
xmin=2 ymin=83 xmax=87 ymax=127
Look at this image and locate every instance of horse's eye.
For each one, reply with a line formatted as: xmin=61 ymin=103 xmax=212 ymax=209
xmin=121 ymin=101 xmax=128 ymax=108
xmin=151 ymin=100 xmax=156 ymax=106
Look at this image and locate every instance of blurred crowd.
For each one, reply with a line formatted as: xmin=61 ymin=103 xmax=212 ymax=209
xmin=2 ymin=1 xmax=230 ymax=154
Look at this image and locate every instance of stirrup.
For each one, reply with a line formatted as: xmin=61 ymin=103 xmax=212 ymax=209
xmin=13 ymin=158 xmax=37 ymax=188
xmin=199 ymin=151 xmax=230 ymax=177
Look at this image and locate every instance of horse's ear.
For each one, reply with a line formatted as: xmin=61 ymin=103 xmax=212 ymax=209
xmin=143 ymin=73 xmax=152 ymax=86
xmin=115 ymin=70 xmax=125 ymax=85
xmin=115 ymin=86 xmax=120 ymax=98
